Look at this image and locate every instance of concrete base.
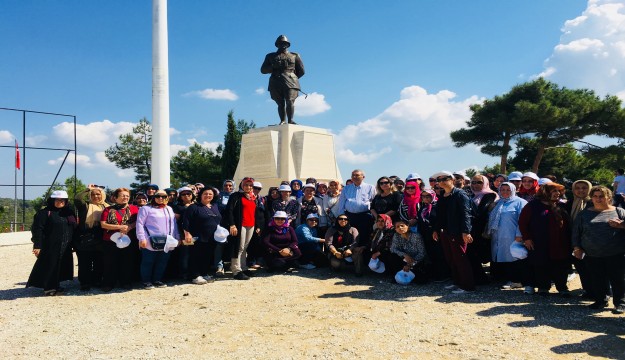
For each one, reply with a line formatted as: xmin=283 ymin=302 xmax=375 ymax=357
xmin=233 ymin=124 xmax=342 ymax=189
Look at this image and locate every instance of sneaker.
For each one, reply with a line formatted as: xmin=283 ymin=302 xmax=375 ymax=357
xmin=143 ymin=282 xmax=155 ymax=290
xmin=452 ymin=288 xmax=468 ymax=294
xmin=524 ymin=286 xmax=535 ymax=294
xmin=233 ymin=272 xmax=250 ymax=280
xmin=153 ymin=281 xmax=167 ymax=288
xmin=588 ymin=300 xmax=609 ymax=310
xmin=444 ymin=284 xmax=457 ymax=290
xmin=215 ymin=268 xmax=225 ymax=278
xmin=501 ymin=281 xmax=523 ymax=290
xmin=192 ymin=276 xmax=208 ymax=285
xmin=613 ymin=305 xmax=625 ymax=314
xmin=43 ymin=289 xmax=57 ymax=296
xmin=203 ymin=275 xmax=215 ymax=283
xmin=299 ymin=263 xmax=316 ymax=270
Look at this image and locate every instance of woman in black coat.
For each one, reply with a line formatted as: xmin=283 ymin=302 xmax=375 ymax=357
xmin=27 ymin=190 xmax=77 ymax=296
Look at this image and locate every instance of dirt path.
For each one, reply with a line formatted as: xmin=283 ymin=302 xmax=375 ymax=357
xmin=1 ymin=241 xmax=624 ymax=359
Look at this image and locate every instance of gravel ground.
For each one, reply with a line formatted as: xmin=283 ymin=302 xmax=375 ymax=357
xmin=1 ymin=233 xmax=625 ymax=359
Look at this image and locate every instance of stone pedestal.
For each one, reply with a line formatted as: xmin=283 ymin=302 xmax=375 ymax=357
xmin=233 ymin=124 xmax=342 ymax=189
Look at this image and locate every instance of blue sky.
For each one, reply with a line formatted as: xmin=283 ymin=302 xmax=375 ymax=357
xmin=2 ymin=0 xmax=624 ymax=199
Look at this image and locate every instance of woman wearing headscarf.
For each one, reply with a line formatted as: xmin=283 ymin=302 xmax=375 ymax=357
xmin=100 ymin=188 xmax=138 ymax=291
xmin=398 ymin=181 xmax=421 ymax=230
xmin=369 ymin=214 xmax=396 ymax=275
xmin=491 ymin=174 xmax=508 ymax=192
xmin=136 ymin=189 xmax=179 ymax=289
xmin=572 ymin=185 xmax=625 ymax=313
xmin=289 ymin=179 xmax=303 ymax=200
xmin=226 ymin=177 xmax=258 ymax=280
xmin=519 ymin=183 xmax=571 ymax=296
xmin=74 ymin=185 xmax=108 ymax=291
xmin=486 ymin=182 xmax=528 ymax=289
xmin=183 ymin=186 xmax=221 ymax=285
xmin=468 ymin=174 xmax=499 ymax=284
xmin=27 ymin=190 xmax=77 ymax=296
xmin=563 ymin=179 xmax=594 ymax=298
xmin=326 ymin=214 xmax=362 ymax=275
xmin=272 ymin=184 xmax=299 ymax=225
xmin=264 ymin=211 xmax=302 ymax=272
xmin=417 ymin=189 xmax=449 ymax=282
xmin=167 ymin=186 xmax=195 ymax=280
xmin=518 ymin=172 xmax=540 ymax=202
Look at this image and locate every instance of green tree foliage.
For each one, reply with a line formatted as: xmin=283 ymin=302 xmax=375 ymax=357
xmin=104 ymin=118 xmax=152 ymax=190
xmin=451 ymin=78 xmax=624 ymax=174
xmin=171 ymin=143 xmax=223 ymax=188
xmin=220 ymin=110 xmax=255 ymax=180
xmin=31 ymin=175 xmax=86 ymax=210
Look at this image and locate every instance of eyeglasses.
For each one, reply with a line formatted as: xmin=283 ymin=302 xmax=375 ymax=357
xmin=471 ymin=181 xmax=483 ymax=185
xmin=337 ymin=218 xmax=348 ymax=221
xmin=155 ymin=195 xmax=168 ymax=199
xmin=378 ymin=181 xmax=390 ymax=185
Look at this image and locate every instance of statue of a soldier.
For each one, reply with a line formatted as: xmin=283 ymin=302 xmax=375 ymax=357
xmin=261 ymin=35 xmax=305 ymax=125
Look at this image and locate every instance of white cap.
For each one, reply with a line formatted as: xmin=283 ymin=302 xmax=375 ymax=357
xmin=273 ymin=211 xmax=288 ymax=219
xmin=306 ymin=213 xmax=319 ymax=220
xmin=395 ymin=270 xmax=415 ymax=285
xmin=50 ymin=190 xmax=69 ymax=199
xmin=522 ymin=172 xmax=539 ymax=181
xmin=278 ymin=185 xmax=291 ymax=192
xmin=177 ymin=186 xmax=193 ymax=193
xmin=303 ymin=183 xmax=315 ymax=189
xmin=163 ymin=235 xmax=179 ymax=253
xmin=253 ymin=181 xmax=263 ymax=188
xmin=406 ymin=173 xmax=421 ymax=181
xmin=538 ymin=178 xmax=552 ymax=186
xmin=431 ymin=171 xmax=453 ymax=179
xmin=110 ymin=232 xmax=131 ymax=249
xmin=508 ymin=171 xmax=523 ymax=181
xmin=214 ymin=225 xmax=229 ymax=243
xmin=368 ymin=258 xmax=386 ymax=274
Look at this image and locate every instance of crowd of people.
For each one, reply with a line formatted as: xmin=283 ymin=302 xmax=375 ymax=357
xmin=25 ymin=168 xmax=625 ymax=315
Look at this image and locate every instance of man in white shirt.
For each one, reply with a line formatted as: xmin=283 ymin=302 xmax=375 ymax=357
xmin=613 ymin=168 xmax=625 ymax=208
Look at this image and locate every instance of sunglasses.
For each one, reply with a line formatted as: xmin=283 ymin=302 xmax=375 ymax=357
xmin=428 ymin=178 xmax=436 ymax=182
xmin=337 ymin=218 xmax=348 ymax=221
xmin=378 ymin=181 xmax=390 ymax=185
xmin=405 ymin=186 xmax=416 ymax=190
xmin=471 ymin=181 xmax=483 ymax=185
xmin=436 ymin=177 xmax=451 ymax=182
xmin=180 ymin=193 xmax=192 ymax=196
xmin=253 ymin=187 xmax=262 ymax=190
xmin=155 ymin=195 xmax=168 ymax=199
xmin=274 ymin=218 xmax=286 ymax=221
xmin=307 ymin=219 xmax=318 ymax=222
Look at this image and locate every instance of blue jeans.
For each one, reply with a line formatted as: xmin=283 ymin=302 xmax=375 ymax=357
xmin=140 ymin=249 xmax=170 ymax=283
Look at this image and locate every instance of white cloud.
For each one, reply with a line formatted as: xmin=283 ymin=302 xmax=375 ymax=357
xmin=170 ymin=144 xmax=187 ymax=156
xmin=537 ymin=0 xmax=625 ymax=98
xmin=186 ymin=138 xmax=221 ymax=152
xmin=25 ymin=135 xmax=47 ymax=146
xmin=53 ymin=120 xmax=135 ymax=150
xmin=94 ymin=151 xmax=135 ymax=178
xmin=169 ymin=127 xmax=181 ymax=136
xmin=184 ymin=88 xmax=238 ymax=101
xmin=255 ymin=88 xmax=266 ymax=95
xmin=0 ymin=130 xmax=15 ymax=144
xmin=335 ymin=85 xmax=481 ymax=165
xmin=48 ymin=154 xmax=94 ymax=168
xmin=295 ymin=92 xmax=331 ymax=116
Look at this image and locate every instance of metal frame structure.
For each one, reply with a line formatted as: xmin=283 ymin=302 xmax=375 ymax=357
xmin=0 ymin=107 xmax=77 ymax=230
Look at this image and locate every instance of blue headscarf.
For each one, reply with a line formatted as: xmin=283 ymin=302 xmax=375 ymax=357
xmin=486 ymin=182 xmax=527 ymax=234
xmin=290 ymin=179 xmax=303 ymax=199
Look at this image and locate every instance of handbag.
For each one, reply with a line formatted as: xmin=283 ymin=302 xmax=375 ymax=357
xmin=149 ymin=235 xmax=168 ymax=250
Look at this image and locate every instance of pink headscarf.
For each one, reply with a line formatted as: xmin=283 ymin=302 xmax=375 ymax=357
xmin=403 ymin=181 xmax=421 ymax=219
xmin=419 ymin=189 xmax=437 ymax=219
xmin=471 ymin=175 xmax=498 ymax=205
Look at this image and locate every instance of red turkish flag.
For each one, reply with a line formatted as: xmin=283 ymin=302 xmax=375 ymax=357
xmin=15 ymin=139 xmax=20 ymax=170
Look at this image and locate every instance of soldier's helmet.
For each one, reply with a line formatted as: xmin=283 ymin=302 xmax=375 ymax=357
xmin=275 ymin=35 xmax=290 ymax=48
